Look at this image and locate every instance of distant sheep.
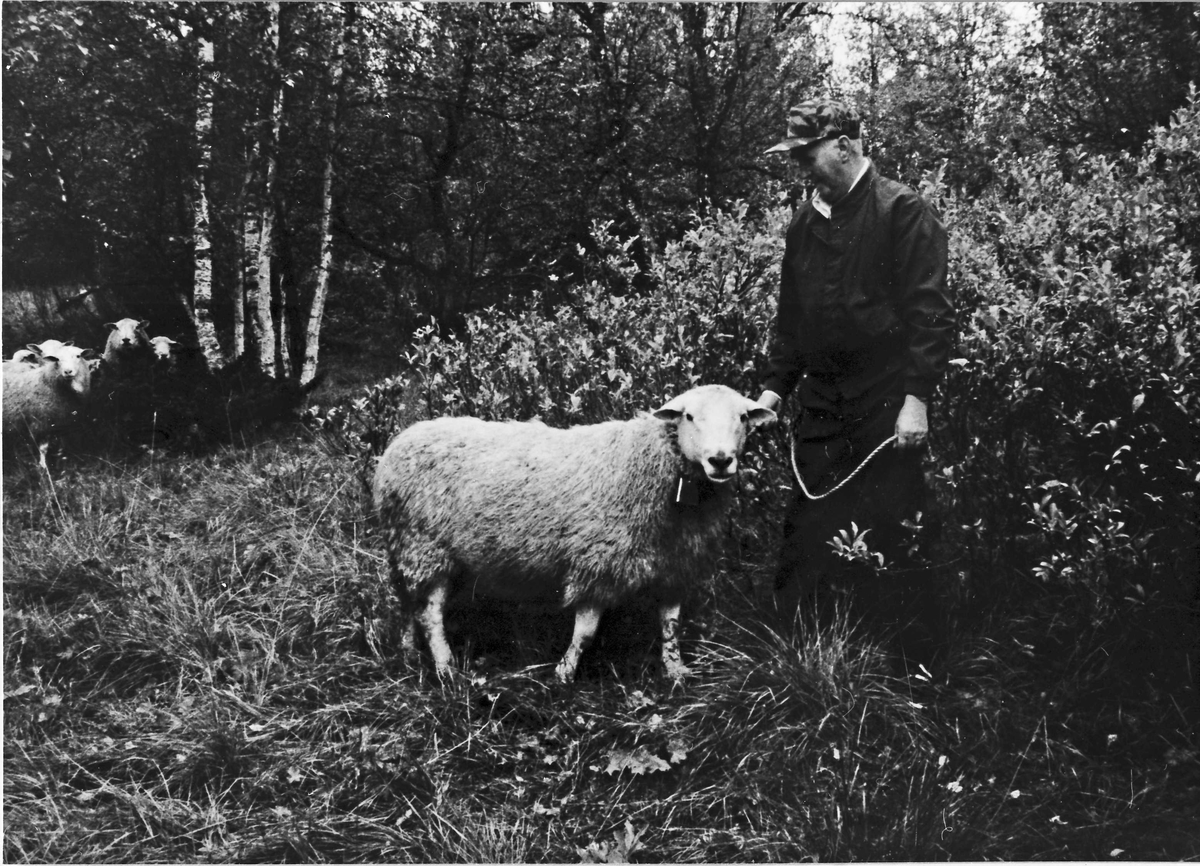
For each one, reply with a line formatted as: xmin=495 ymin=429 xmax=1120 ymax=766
xmin=3 ymin=344 xmax=97 ymax=470
xmin=149 ymin=336 xmax=179 ymax=370
xmin=373 ymin=384 xmax=775 ymax=683
xmin=12 ymin=339 xmax=75 ymax=366
xmin=102 ymin=318 xmax=151 ymax=375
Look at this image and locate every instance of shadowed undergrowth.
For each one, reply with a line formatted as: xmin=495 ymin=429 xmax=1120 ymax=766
xmin=4 ymin=430 xmax=1197 ymax=863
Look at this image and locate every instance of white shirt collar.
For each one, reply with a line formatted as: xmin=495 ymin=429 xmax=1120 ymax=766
xmin=812 ymin=159 xmax=871 ymax=219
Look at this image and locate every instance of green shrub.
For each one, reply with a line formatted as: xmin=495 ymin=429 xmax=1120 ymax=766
xmin=378 ymin=201 xmax=785 ymax=431
xmin=314 ymin=201 xmax=793 ymax=506
xmin=931 ymin=90 xmax=1199 ymax=656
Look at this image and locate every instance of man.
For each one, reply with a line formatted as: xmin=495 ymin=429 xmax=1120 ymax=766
xmin=759 ymin=99 xmax=955 ymax=647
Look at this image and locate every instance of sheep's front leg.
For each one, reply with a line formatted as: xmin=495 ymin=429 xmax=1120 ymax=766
xmin=556 ymin=604 xmax=603 ymax=683
xmin=416 ymin=583 xmax=455 ymax=680
xmin=660 ymin=602 xmax=691 ymax=681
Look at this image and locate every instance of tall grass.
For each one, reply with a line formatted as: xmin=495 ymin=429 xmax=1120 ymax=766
xmin=4 ymin=424 xmax=1197 ymax=862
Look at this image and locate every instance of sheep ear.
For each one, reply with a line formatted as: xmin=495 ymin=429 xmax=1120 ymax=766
xmin=26 ymin=344 xmax=43 ymax=356
xmin=105 ymin=321 xmax=118 ymax=330
xmin=81 ymin=348 xmax=97 ymax=360
xmin=652 ymin=394 xmax=686 ymax=422
xmin=745 ymin=403 xmax=776 ymax=429
xmin=140 ymin=320 xmax=151 ymax=330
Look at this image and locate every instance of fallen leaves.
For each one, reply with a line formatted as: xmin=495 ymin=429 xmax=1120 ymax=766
xmin=600 ymin=738 xmax=688 ymax=776
xmin=577 ymin=820 xmax=644 ymax=864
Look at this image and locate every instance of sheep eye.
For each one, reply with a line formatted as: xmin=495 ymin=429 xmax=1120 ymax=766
xmin=685 ymin=413 xmax=693 ymax=422
xmin=740 ymin=413 xmax=748 ymax=424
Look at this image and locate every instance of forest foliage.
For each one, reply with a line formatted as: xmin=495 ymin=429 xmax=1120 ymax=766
xmin=4 ymin=3 xmax=1200 ymax=862
xmin=5 ymin=3 xmax=1199 ymax=363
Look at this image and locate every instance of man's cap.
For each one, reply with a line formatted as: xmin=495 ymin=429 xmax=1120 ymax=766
xmin=765 ymin=99 xmax=862 ymax=154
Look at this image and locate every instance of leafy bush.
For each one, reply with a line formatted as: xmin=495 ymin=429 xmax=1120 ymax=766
xmin=312 ymin=202 xmax=793 ymax=501
xmin=381 ymin=202 xmax=784 ymax=431
xmin=930 ymin=90 xmax=1199 ymax=670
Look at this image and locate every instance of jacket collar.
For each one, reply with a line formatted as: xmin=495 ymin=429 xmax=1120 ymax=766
xmin=812 ymin=160 xmax=874 ymax=219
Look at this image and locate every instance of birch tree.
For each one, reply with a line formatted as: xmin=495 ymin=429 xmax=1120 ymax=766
xmin=250 ymin=1 xmax=283 ymax=377
xmin=192 ymin=15 xmax=223 ymax=369
xmin=301 ymin=3 xmax=350 ymax=385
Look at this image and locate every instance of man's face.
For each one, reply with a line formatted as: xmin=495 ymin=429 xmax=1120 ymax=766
xmin=789 ymin=136 xmax=850 ymax=202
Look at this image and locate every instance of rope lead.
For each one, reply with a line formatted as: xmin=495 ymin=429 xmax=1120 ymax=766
xmin=789 ymin=429 xmax=897 ymax=501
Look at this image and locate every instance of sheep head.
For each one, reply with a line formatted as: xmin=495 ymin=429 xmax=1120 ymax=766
xmin=149 ymin=336 xmax=178 ymax=367
xmin=653 ymin=384 xmax=775 ymax=484
xmin=105 ymin=318 xmax=151 ymax=352
xmin=42 ymin=345 xmax=96 ymax=397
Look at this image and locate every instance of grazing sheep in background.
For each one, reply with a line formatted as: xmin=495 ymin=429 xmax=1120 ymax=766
xmin=374 ymin=384 xmax=775 ymax=683
xmin=149 ymin=336 xmax=178 ymax=370
xmin=102 ymin=318 xmax=151 ymax=375
xmin=11 ymin=339 xmax=76 ymax=366
xmin=95 ymin=319 xmax=154 ymax=449
xmin=3 ymin=344 xmax=97 ymax=470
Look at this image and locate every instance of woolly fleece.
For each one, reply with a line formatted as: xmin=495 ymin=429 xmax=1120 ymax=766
xmin=373 ymin=384 xmax=774 ymax=678
xmin=3 ymin=346 xmax=94 ymax=458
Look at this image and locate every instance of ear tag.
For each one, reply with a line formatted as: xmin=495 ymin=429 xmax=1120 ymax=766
xmin=675 ymin=477 xmax=700 ymax=506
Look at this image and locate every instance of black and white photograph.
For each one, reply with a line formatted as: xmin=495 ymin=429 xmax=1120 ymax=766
xmin=3 ymin=2 xmax=1198 ymax=861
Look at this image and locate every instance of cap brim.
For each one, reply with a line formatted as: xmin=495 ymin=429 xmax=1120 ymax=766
xmin=764 ymin=136 xmax=822 ymax=154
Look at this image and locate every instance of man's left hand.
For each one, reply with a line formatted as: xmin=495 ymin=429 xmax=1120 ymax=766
xmin=895 ymin=395 xmax=929 ymax=451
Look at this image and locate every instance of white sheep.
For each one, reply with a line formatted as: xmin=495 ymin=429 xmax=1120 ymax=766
xmin=3 ymin=344 xmax=97 ymax=470
xmin=373 ymin=384 xmax=775 ymax=683
xmin=102 ymin=318 xmax=151 ymax=374
xmin=149 ymin=336 xmax=179 ymax=369
xmin=12 ymin=339 xmax=76 ymax=366
xmin=34 ymin=339 xmax=75 ymax=356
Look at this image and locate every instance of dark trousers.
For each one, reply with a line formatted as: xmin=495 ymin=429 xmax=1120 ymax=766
xmin=773 ymin=397 xmax=940 ymax=663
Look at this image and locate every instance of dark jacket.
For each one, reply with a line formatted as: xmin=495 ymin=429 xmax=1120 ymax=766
xmin=764 ymin=164 xmax=954 ymax=413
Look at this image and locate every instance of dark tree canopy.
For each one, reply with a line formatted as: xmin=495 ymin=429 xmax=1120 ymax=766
xmin=3 ymin=2 xmax=1198 ymax=355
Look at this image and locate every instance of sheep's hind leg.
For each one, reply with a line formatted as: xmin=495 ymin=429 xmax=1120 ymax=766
xmin=659 ymin=602 xmax=691 ymax=681
xmin=385 ymin=552 xmax=419 ymax=664
xmin=416 ymin=582 xmax=455 ymax=680
xmin=556 ymin=604 xmax=603 ymax=683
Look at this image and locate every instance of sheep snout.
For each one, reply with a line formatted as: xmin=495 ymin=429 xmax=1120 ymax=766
xmin=706 ymin=453 xmax=736 ymax=481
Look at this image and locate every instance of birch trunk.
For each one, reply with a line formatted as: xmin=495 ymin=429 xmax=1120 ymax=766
xmin=192 ymin=28 xmax=223 ymax=369
xmin=232 ymin=245 xmax=246 ymax=359
xmin=232 ymin=157 xmax=258 ymax=360
xmin=276 ymin=274 xmax=291 ymax=374
xmin=254 ymin=209 xmax=276 ymax=377
xmin=253 ymin=1 xmax=283 ymax=378
xmin=301 ymin=4 xmax=349 ymax=385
